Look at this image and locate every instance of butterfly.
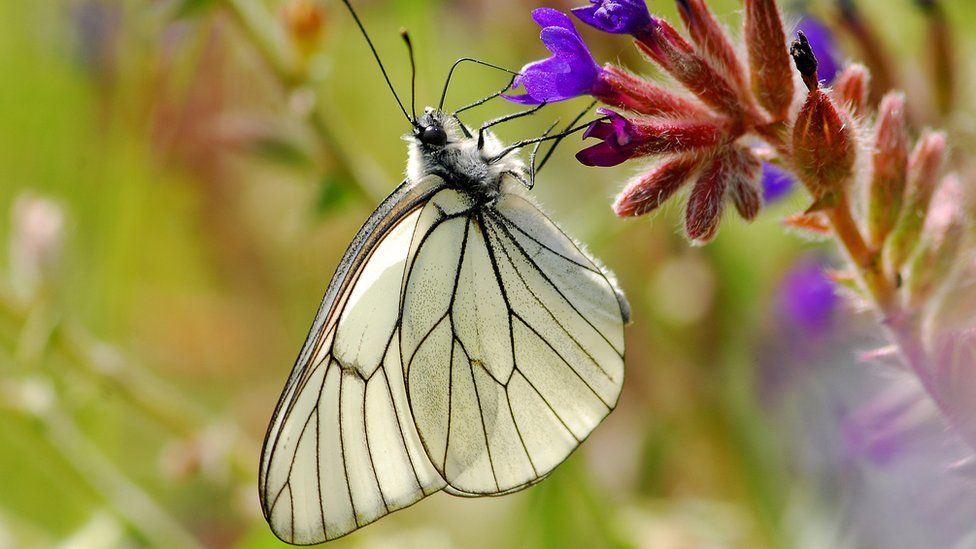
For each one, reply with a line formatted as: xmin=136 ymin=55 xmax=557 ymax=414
xmin=258 ymin=2 xmax=630 ymax=544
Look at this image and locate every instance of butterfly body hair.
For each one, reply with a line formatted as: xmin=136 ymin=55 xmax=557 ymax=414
xmin=406 ymin=108 xmax=524 ymax=206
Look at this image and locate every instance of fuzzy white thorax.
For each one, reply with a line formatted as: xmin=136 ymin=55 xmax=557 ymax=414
xmin=405 ymin=108 xmax=525 ymax=202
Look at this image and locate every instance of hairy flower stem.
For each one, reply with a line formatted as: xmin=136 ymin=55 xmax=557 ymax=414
xmin=823 ymin=192 xmax=976 ymax=454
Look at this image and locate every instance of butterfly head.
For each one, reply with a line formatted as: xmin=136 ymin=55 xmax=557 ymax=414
xmin=409 ymin=107 xmax=463 ymax=149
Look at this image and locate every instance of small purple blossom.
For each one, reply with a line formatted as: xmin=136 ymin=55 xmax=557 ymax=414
xmin=576 ymin=108 xmax=639 ymax=167
xmin=571 ymin=0 xmax=652 ymax=36
xmin=505 ymin=8 xmax=603 ymax=104
xmin=777 ymin=258 xmax=837 ymax=336
xmin=761 ymin=162 xmax=795 ymax=202
xmin=797 ymin=16 xmax=840 ymax=83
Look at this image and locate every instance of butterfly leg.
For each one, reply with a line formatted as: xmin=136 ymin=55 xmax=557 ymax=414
xmin=477 ymin=102 xmax=547 ymax=150
xmin=451 ymin=75 xmax=518 ymax=139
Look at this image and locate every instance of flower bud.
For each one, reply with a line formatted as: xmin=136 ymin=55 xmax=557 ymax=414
xmin=577 ymin=109 xmax=725 ymax=167
xmin=685 ymin=154 xmax=730 ymax=243
xmin=726 ymin=147 xmax=763 ymax=221
xmin=613 ymin=156 xmax=701 ymax=217
xmin=282 ymin=0 xmax=326 ymax=56
xmin=676 ymin=0 xmax=748 ymax=94
xmin=905 ymin=174 xmax=966 ymax=306
xmin=886 ymin=131 xmax=947 ymax=271
xmin=833 ymin=63 xmax=871 ymax=116
xmin=595 ymin=65 xmax=710 ymax=118
xmin=744 ymin=0 xmax=794 ymax=121
xmin=792 ymin=89 xmax=856 ymax=196
xmin=867 ymin=92 xmax=909 ymax=247
xmin=635 ymin=19 xmax=743 ymax=119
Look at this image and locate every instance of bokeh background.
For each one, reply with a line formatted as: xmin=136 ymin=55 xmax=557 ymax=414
xmin=2 ymin=0 xmax=975 ymax=547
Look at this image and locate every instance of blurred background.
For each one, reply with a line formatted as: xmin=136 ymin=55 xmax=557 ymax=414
xmin=2 ymin=0 xmax=975 ymax=547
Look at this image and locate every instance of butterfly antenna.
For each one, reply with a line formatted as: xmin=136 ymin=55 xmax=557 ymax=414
xmin=400 ymin=29 xmax=418 ymax=121
xmin=338 ymin=0 xmax=413 ymax=125
xmin=439 ymin=58 xmax=520 ymax=111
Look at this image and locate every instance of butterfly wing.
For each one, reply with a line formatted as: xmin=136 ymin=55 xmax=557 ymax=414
xmin=259 ymin=176 xmax=449 ymax=545
xmin=399 ymin=188 xmax=627 ymax=496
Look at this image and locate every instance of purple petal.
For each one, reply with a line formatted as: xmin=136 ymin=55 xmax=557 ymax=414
xmin=505 ymin=23 xmax=600 ymax=104
xmin=576 ymin=142 xmax=634 ymax=167
xmin=532 ymin=7 xmax=576 ymax=32
xmin=571 ymin=0 xmax=651 ymax=35
xmin=761 ymin=162 xmax=795 ymax=202
xmin=777 ymin=258 xmax=837 ymax=336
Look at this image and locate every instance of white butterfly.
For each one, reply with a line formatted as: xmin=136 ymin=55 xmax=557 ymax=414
xmin=258 ymin=5 xmax=629 ymax=543
xmin=258 ymin=105 xmax=629 ymax=544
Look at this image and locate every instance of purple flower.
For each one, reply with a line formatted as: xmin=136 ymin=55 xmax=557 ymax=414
xmin=505 ymin=8 xmax=603 ymax=104
xmin=576 ymin=109 xmax=640 ymax=166
xmin=797 ymin=16 xmax=840 ymax=83
xmin=571 ymin=0 xmax=652 ymax=36
xmin=761 ymin=162 xmax=795 ymax=202
xmin=777 ymin=258 xmax=837 ymax=336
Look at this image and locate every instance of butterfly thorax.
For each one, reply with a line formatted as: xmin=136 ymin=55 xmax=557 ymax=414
xmin=406 ymin=108 xmax=524 ymax=206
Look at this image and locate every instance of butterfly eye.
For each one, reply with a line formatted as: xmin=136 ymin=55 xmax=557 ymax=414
xmin=420 ymin=125 xmax=447 ymax=146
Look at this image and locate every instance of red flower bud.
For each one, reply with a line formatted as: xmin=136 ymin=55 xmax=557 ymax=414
xmin=595 ymin=65 xmax=710 ymax=118
xmin=867 ymin=92 xmax=909 ymax=247
xmin=744 ymin=0 xmax=794 ymax=121
xmin=612 ymin=156 xmax=701 ymax=217
xmin=792 ymin=89 xmax=855 ymax=196
xmin=676 ymin=0 xmax=748 ymax=95
xmin=635 ymin=19 xmax=743 ymax=119
xmin=833 ymin=63 xmax=871 ymax=116
xmin=686 ymin=154 xmax=730 ymax=243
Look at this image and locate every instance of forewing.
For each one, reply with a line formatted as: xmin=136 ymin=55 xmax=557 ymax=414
xmin=401 ymin=189 xmax=626 ymax=496
xmin=259 ymin=177 xmax=448 ymax=545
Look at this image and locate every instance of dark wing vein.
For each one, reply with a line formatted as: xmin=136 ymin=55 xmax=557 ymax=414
xmin=494 ymin=209 xmax=600 ymax=273
xmin=484 ymin=220 xmax=615 ymax=395
xmin=490 ymin=211 xmax=623 ymax=359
